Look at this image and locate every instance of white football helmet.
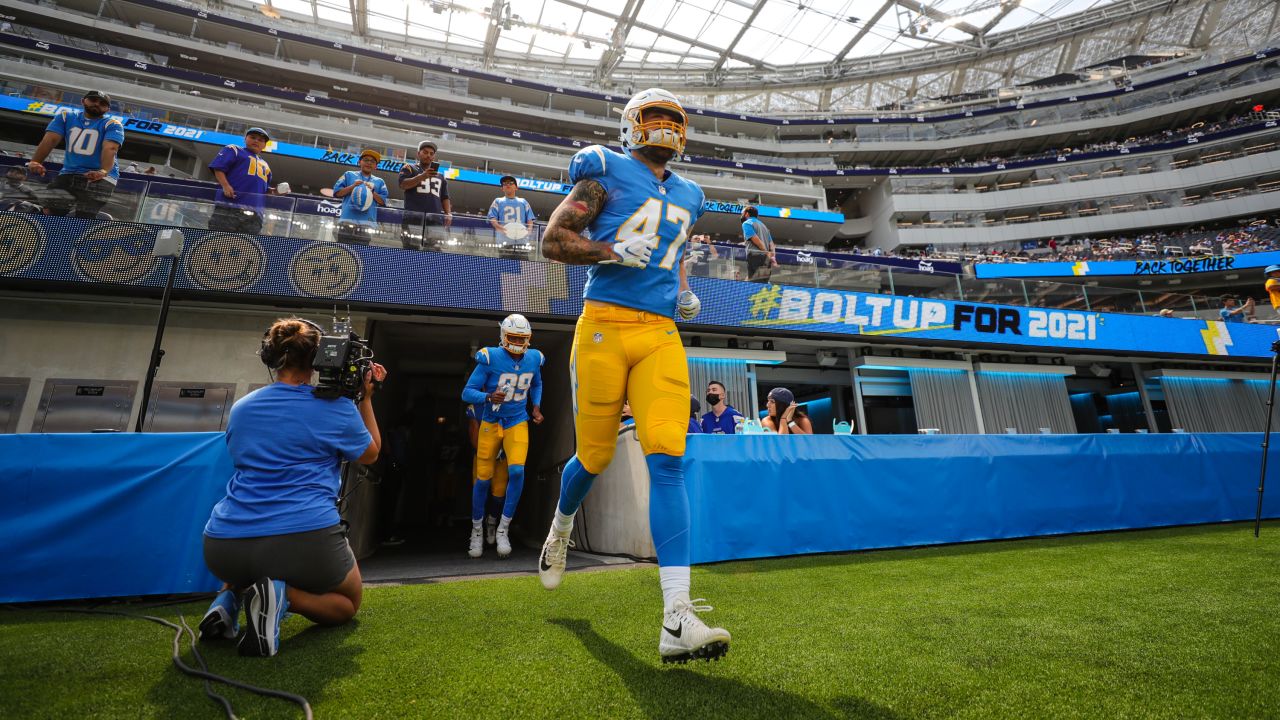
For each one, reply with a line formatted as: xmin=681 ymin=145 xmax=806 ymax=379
xmin=620 ymin=88 xmax=687 ymax=155
xmin=500 ymin=313 xmax=532 ymax=354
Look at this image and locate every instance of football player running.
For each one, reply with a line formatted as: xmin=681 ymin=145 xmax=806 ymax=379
xmin=460 ymin=314 xmax=544 ymax=558
xmin=537 ymin=88 xmax=729 ymax=663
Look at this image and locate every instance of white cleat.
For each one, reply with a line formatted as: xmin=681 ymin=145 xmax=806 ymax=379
xmin=538 ymin=528 xmax=573 ymax=589
xmin=659 ymin=599 xmax=731 ymax=664
xmin=496 ymin=527 xmax=512 ymax=558
xmin=485 ymin=517 xmax=498 ymax=546
xmin=468 ymin=525 xmax=484 ymax=558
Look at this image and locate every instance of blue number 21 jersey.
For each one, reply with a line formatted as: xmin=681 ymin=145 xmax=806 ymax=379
xmin=461 ymin=347 xmax=545 ymax=428
xmin=569 ymin=145 xmax=705 ymax=317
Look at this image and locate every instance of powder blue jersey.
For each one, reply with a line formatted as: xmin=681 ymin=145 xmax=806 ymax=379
xmin=45 ymin=109 xmax=125 ymax=181
xmin=569 ymin=145 xmax=705 ymax=317
xmin=461 ymin=346 xmax=545 ymax=428
xmin=488 ymin=196 xmax=536 ymax=226
xmin=333 ymin=171 xmax=388 ymax=225
xmin=205 ymin=383 xmax=371 ymax=539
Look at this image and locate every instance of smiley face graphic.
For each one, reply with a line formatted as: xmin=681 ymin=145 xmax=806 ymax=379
xmin=184 ymin=232 xmax=266 ymax=292
xmin=72 ymin=222 xmax=158 ymax=284
xmin=0 ymin=213 xmax=46 ymax=275
xmin=288 ymin=241 xmax=362 ymax=298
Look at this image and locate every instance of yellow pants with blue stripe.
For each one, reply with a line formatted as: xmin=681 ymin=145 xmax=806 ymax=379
xmin=571 ymin=300 xmax=690 ymax=474
xmin=472 ymin=452 xmax=509 ymax=496
xmin=475 ymin=420 xmax=526 ymax=495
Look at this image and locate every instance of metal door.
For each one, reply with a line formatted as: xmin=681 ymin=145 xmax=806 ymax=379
xmin=34 ymin=379 xmax=138 ymax=433
xmin=143 ymin=382 xmax=236 ymax=432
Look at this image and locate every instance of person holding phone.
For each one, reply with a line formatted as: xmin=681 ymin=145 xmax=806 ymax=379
xmin=399 ymin=140 xmax=451 ymax=250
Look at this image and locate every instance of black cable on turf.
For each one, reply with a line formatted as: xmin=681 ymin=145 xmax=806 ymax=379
xmin=178 ymin=615 xmax=237 ymax=719
xmin=48 ymin=608 xmax=314 ymax=720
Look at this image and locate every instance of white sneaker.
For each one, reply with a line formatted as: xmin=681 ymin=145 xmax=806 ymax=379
xmin=485 ymin=517 xmax=497 ymax=546
xmin=537 ymin=528 xmax=573 ymax=589
xmin=467 ymin=525 xmax=483 ymax=558
xmin=496 ymin=527 xmax=512 ymax=557
xmin=659 ymin=599 xmax=731 ymax=664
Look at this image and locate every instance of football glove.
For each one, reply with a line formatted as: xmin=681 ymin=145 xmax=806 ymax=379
xmin=601 ymin=232 xmax=658 ymax=268
xmin=677 ymin=290 xmax=701 ymax=320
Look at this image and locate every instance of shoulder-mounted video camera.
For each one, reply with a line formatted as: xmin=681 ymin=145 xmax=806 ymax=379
xmin=260 ymin=312 xmax=378 ymax=401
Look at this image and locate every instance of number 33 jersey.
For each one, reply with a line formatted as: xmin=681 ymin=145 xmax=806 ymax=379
xmin=569 ymin=145 xmax=705 ymax=317
xmin=461 ymin=347 xmax=545 ymax=428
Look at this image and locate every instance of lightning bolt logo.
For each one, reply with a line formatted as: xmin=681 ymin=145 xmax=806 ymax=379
xmin=1199 ymin=320 xmax=1233 ymax=356
xmin=747 ymin=284 xmax=782 ymax=320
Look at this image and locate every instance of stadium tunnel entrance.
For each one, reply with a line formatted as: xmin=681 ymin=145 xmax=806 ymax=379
xmin=350 ymin=315 xmax=576 ymax=577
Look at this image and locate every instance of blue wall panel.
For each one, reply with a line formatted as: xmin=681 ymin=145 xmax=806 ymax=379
xmin=3 ymin=432 xmax=1277 ymax=602
xmin=685 ymin=433 xmax=1280 ymax=564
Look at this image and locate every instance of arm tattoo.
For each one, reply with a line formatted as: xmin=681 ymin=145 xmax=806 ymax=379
xmin=542 ymin=179 xmax=615 ymax=265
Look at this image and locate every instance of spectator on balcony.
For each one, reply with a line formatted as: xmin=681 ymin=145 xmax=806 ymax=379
xmin=760 ymin=387 xmax=813 ymax=435
xmin=332 ymin=149 xmax=388 ymax=246
xmin=487 ymin=175 xmax=536 ymax=244
xmin=1265 ymin=265 xmax=1280 ymax=318
xmin=742 ymin=206 xmax=776 ymax=283
xmin=687 ymin=396 xmax=703 ymax=434
xmin=208 ymin=127 xmax=274 ymax=235
xmin=1219 ymin=294 xmax=1253 ymax=323
xmin=399 ymin=140 xmax=451 ymax=250
xmin=701 ymin=381 xmax=743 ymax=435
xmin=26 ymin=89 xmax=123 ymax=219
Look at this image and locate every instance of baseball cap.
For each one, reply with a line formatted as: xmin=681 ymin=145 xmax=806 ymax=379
xmin=359 ymin=148 xmax=382 ymax=162
xmin=245 ymin=127 xmax=271 ymax=140
xmin=499 ymin=175 xmax=517 ymax=185
xmin=83 ymin=90 xmax=111 ymax=104
xmin=417 ymin=140 xmax=438 ymax=152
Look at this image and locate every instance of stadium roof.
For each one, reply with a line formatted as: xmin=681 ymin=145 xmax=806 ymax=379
xmin=265 ymin=0 xmax=1116 ymax=78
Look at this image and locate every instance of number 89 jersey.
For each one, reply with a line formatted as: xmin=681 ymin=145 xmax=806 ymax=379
xmin=462 ymin=347 xmax=545 ymax=428
xmin=570 ymin=145 xmax=705 ymax=317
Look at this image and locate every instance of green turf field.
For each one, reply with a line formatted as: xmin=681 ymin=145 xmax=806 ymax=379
xmin=3 ymin=522 xmax=1278 ymax=719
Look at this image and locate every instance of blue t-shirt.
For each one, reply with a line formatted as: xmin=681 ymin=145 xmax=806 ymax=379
xmin=569 ymin=145 xmax=706 ymax=317
xmin=333 ymin=170 xmax=388 ymax=226
xmin=701 ymin=406 xmax=744 ymax=435
xmin=743 ymin=217 xmax=773 ymax=252
xmin=487 ymin=196 xmax=536 ymax=226
xmin=687 ymin=417 xmax=702 ymax=434
xmin=209 ymin=144 xmax=272 ymax=212
xmin=1219 ymin=307 xmax=1244 ymax=323
xmin=204 ymin=383 xmax=372 ymax=539
xmin=461 ymin=346 xmax=545 ymax=428
xmin=45 ymin=109 xmax=125 ymax=181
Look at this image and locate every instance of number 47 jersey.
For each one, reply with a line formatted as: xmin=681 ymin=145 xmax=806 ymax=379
xmin=570 ymin=145 xmax=706 ymax=317
xmin=461 ymin=347 xmax=545 ymax=428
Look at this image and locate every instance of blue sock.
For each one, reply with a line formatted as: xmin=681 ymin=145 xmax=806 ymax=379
xmin=557 ymin=456 xmax=597 ymax=516
xmin=646 ymin=453 xmax=689 ymax=567
xmin=504 ymin=466 xmax=525 ymax=519
xmin=471 ymin=479 xmax=491 ymax=522
xmin=486 ymin=494 xmax=504 ymax=520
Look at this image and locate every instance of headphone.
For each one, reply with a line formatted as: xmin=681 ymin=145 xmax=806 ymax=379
xmin=259 ymin=318 xmax=325 ymax=370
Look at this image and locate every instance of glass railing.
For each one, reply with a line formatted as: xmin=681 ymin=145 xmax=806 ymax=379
xmin=2 ymin=175 xmax=1232 ymax=318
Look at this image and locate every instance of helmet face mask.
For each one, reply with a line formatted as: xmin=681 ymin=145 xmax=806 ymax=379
xmin=500 ymin=313 xmax=532 ymax=355
xmin=621 ymin=88 xmax=688 ymax=156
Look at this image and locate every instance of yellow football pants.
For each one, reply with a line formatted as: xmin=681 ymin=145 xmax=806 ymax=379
xmin=472 ymin=452 xmax=509 ymax=496
xmin=475 ymin=420 xmax=527 ymax=495
xmin=571 ymin=300 xmax=690 ymax=474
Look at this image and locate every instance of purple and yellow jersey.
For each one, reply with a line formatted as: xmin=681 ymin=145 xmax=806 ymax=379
xmin=568 ymin=145 xmax=705 ymax=317
xmin=461 ymin=346 xmax=545 ymax=428
xmin=45 ymin=109 xmax=125 ymax=181
xmin=209 ymin=145 xmax=272 ymax=212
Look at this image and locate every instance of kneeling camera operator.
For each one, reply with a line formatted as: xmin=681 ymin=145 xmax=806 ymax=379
xmin=199 ymin=317 xmax=386 ymax=658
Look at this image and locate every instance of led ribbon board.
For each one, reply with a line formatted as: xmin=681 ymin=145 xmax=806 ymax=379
xmin=0 ymin=214 xmax=1272 ymax=359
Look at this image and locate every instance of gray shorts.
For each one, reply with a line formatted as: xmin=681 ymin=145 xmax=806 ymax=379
xmin=203 ymin=524 xmax=355 ymax=595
